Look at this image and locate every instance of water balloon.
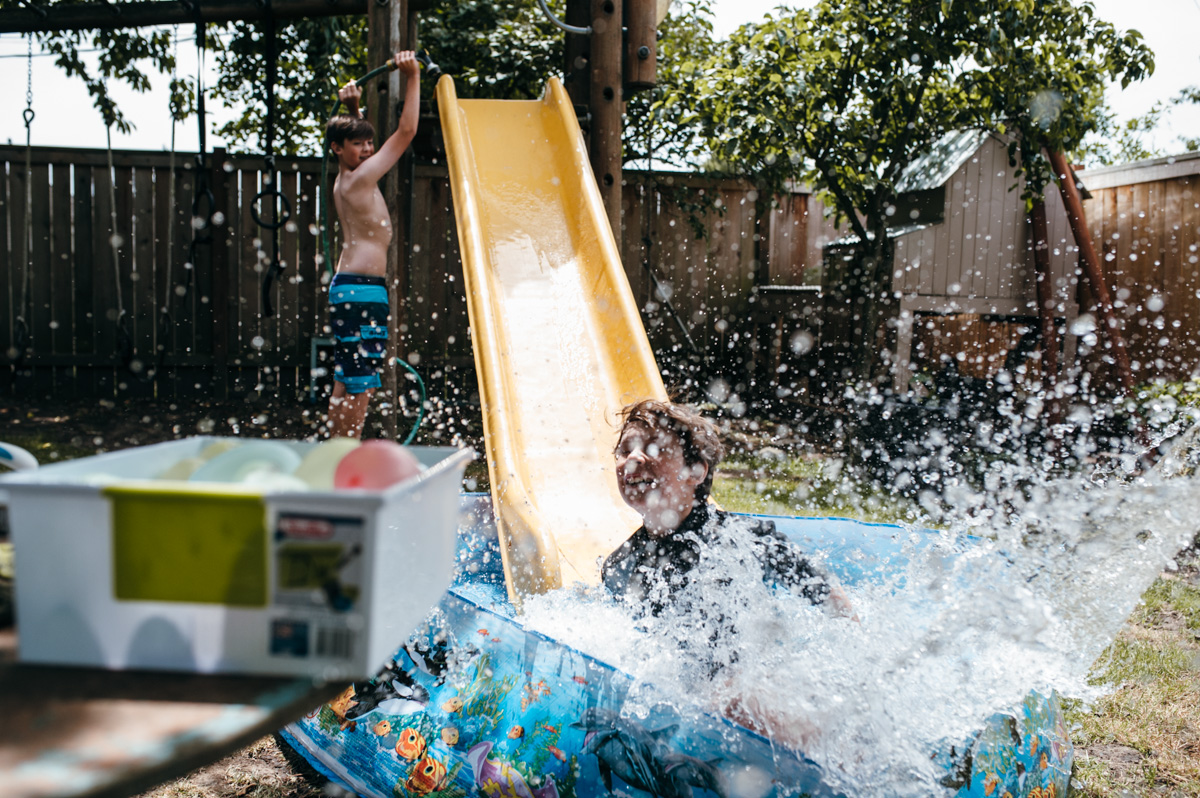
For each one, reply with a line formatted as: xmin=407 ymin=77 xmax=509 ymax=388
xmin=189 ymin=441 xmax=302 ymax=484
xmin=294 ymin=437 xmax=361 ymax=490
xmin=333 ymin=440 xmax=423 ymax=490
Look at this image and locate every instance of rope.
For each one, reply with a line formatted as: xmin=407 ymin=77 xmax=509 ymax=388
xmin=154 ymin=11 xmax=215 ymax=379
xmin=184 ymin=11 xmax=213 ymax=325
xmin=258 ymin=0 xmax=290 ymax=318
xmin=195 ymin=4 xmax=206 ymax=159
xmin=105 ymin=122 xmax=134 ymax=373
xmin=14 ymin=34 xmax=34 ymax=363
xmin=158 ymin=23 xmax=181 ymax=370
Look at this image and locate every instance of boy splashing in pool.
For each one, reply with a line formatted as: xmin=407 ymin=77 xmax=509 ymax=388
xmin=324 ymin=51 xmax=421 ymax=438
xmin=602 ymin=399 xmax=854 ymax=747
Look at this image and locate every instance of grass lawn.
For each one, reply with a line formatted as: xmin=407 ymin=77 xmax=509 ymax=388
xmin=1066 ymin=573 xmax=1200 ymax=797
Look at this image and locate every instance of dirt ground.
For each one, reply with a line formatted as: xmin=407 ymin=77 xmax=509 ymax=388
xmin=135 ymin=736 xmax=333 ymax=798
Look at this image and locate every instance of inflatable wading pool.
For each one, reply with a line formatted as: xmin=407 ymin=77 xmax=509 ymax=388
xmin=283 ymin=496 xmax=1072 ymax=798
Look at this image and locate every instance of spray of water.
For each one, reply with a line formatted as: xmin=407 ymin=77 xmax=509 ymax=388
xmin=522 ymin=427 xmax=1200 ymax=797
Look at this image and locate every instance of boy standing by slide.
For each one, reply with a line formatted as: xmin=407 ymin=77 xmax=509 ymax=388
xmin=324 ymin=50 xmax=421 ymax=438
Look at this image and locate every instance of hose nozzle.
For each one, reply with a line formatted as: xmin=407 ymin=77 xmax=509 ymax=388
xmin=417 ymin=50 xmax=442 ymax=79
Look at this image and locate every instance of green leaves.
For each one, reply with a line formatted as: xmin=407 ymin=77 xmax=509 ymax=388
xmin=35 ymin=25 xmax=175 ymax=133
xmin=210 ymin=17 xmax=368 ymax=155
xmin=678 ymin=0 xmax=1154 ymax=213
xmin=420 ymin=0 xmax=563 ymax=101
xmin=667 ymin=0 xmax=1154 ymax=379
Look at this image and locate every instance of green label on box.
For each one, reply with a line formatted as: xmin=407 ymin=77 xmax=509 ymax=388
xmin=106 ymin=486 xmax=268 ymax=607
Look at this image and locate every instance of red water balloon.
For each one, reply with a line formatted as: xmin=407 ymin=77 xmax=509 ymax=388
xmin=333 ymin=440 xmax=423 ymax=490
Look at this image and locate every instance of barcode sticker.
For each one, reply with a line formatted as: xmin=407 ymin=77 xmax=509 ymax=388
xmin=316 ymin=626 xmax=355 ymax=660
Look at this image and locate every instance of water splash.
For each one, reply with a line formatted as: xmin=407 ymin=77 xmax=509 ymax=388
xmin=522 ymin=436 xmax=1200 ymax=797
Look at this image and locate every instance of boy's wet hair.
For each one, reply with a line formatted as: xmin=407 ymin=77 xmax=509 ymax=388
xmin=326 ymin=114 xmax=375 ymax=149
xmin=617 ymin=399 xmax=724 ymax=501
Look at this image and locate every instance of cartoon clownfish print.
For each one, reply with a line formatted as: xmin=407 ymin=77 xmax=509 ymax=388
xmin=406 ymin=755 xmax=449 ymax=796
xmin=396 ymin=727 xmax=428 ymax=761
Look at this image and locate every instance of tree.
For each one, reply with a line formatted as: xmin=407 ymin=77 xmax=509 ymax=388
xmin=22 ymin=23 xmax=180 ymax=134
xmin=1078 ymin=85 xmax=1200 ymax=166
xmin=419 ymin=0 xmax=563 ymax=101
xmin=1076 ymin=101 xmax=1168 ymax=168
xmin=679 ymin=0 xmax=1153 ymax=382
xmin=421 ymin=0 xmax=720 ymax=169
xmin=22 ymin=0 xmax=720 ymax=161
xmin=623 ymin=0 xmax=718 ymax=170
xmin=210 ymin=18 xmax=368 ymax=156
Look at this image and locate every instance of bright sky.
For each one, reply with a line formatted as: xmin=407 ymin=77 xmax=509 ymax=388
xmin=0 ymin=0 xmax=1197 ymax=154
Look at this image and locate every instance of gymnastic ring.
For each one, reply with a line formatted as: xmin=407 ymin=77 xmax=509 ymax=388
xmin=252 ymin=189 xmax=292 ymax=231
xmin=191 ymin=185 xmax=216 ymax=221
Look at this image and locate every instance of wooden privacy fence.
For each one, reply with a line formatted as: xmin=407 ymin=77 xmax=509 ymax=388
xmin=0 ymin=145 xmax=330 ymax=401
xmin=1077 ymin=156 xmax=1200 ymax=389
xmin=5 ymin=142 xmax=1197 ymax=407
xmin=0 ymin=145 xmax=798 ymax=402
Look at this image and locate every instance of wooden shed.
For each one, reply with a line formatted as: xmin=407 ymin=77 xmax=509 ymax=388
xmin=819 ymin=131 xmax=1081 ymax=392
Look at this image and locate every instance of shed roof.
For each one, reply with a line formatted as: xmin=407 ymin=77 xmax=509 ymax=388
xmin=895 ymin=129 xmax=989 ymax=193
xmin=828 ymin=222 xmax=934 ymax=247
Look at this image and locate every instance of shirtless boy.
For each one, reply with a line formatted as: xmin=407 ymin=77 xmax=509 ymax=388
xmin=324 ymin=50 xmax=421 ymax=438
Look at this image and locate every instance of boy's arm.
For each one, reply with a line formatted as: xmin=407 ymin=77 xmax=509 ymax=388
xmin=344 ymin=51 xmax=421 ymax=186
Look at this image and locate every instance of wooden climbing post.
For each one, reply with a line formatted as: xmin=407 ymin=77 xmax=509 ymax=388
xmin=368 ymin=0 xmax=409 ymax=439
xmin=590 ymin=0 xmax=623 ymax=246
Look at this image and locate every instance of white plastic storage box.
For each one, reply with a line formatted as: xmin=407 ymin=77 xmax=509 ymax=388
xmin=0 ymin=437 xmax=474 ymax=679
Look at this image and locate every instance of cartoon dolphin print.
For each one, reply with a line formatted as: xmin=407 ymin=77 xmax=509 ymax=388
xmin=661 ymin=754 xmax=727 ymax=798
xmin=403 ymin=638 xmax=479 ymax=685
xmin=572 ymin=708 xmax=719 ymax=798
xmin=467 ymin=741 xmax=559 ymax=798
xmin=343 ymin=658 xmax=430 ymax=721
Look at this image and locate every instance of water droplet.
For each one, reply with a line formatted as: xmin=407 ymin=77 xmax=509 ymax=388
xmin=1070 ymin=312 xmax=1099 ymax=333
xmin=789 ymin=330 xmax=814 ymax=355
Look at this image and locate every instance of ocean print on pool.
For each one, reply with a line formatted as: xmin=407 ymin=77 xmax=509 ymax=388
xmin=283 ymin=501 xmax=1072 ymax=798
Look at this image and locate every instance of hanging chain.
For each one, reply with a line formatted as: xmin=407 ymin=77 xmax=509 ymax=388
xmin=164 ymin=24 xmax=179 ymax=315
xmin=157 ymin=24 xmax=182 ymax=370
xmin=24 ymin=35 xmax=33 ymax=113
xmin=16 ymin=34 xmax=36 ymax=359
xmin=105 ymin=123 xmax=125 ymax=322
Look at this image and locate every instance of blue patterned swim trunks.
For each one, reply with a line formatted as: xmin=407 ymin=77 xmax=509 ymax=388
xmin=329 ymin=273 xmax=390 ymax=394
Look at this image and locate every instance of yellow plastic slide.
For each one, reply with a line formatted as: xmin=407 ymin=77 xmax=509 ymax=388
xmin=437 ymin=76 xmax=668 ymax=604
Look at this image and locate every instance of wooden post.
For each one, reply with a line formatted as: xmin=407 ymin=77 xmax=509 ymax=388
xmin=1028 ymin=197 xmax=1063 ymax=429
xmin=1045 ymin=149 xmax=1136 ymax=396
xmin=564 ymin=0 xmax=591 ymax=108
xmin=590 ymin=0 xmax=623 ymax=246
xmin=893 ymin=306 xmax=914 ymax=392
xmin=623 ymin=0 xmax=657 ymax=91
xmin=367 ymin=0 xmax=408 ymax=439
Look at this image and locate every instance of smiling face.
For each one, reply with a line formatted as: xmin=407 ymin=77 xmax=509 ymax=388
xmin=331 ymin=136 xmax=374 ymax=170
xmin=615 ymin=421 xmax=708 ymax=535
